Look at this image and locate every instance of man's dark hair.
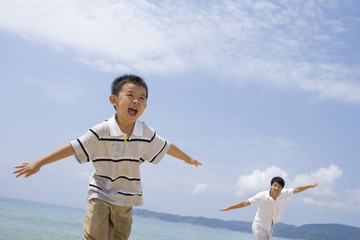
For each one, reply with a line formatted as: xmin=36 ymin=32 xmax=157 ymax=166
xmin=111 ymin=74 xmax=148 ymax=99
xmin=271 ymin=176 xmax=285 ymax=188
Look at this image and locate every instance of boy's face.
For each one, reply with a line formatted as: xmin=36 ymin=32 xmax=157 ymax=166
xmin=110 ymin=83 xmax=147 ymax=124
xmin=270 ymin=181 xmax=283 ymax=198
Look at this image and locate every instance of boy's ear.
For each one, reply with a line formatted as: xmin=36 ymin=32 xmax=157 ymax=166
xmin=109 ymin=95 xmax=117 ymax=106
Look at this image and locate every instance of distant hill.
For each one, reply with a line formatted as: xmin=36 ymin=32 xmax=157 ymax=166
xmin=133 ymin=208 xmax=360 ymax=240
xmin=274 ymin=223 xmax=360 ymax=240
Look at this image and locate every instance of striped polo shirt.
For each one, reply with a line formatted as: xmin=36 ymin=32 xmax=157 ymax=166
xmin=70 ymin=114 xmax=170 ymax=206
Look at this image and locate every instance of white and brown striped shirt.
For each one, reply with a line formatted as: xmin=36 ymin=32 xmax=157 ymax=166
xmin=70 ymin=114 xmax=170 ymax=206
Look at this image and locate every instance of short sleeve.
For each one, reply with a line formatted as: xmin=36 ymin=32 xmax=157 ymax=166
xmin=249 ymin=192 xmax=263 ymax=206
xmin=70 ymin=129 xmax=99 ymax=164
xmin=281 ymin=188 xmax=294 ymax=198
xmin=141 ymin=133 xmax=170 ymax=164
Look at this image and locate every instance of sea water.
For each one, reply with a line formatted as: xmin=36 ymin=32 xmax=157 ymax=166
xmin=0 ymin=197 xmax=291 ymax=240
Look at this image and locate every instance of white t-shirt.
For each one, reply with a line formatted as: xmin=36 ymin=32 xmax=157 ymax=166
xmin=70 ymin=114 xmax=170 ymax=206
xmin=249 ymin=188 xmax=294 ymax=231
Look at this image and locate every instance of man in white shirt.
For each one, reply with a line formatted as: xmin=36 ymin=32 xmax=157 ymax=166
xmin=219 ymin=177 xmax=318 ymax=240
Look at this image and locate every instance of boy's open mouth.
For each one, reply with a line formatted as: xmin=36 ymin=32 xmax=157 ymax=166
xmin=128 ymin=108 xmax=138 ymax=116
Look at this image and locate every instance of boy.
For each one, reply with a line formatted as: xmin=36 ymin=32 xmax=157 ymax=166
xmin=14 ymin=74 xmax=202 ymax=240
xmin=219 ymin=177 xmax=318 ymax=240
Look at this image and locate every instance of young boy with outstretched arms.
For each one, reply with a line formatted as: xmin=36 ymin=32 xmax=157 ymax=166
xmin=220 ymin=177 xmax=318 ymax=240
xmin=14 ymin=74 xmax=202 ymax=240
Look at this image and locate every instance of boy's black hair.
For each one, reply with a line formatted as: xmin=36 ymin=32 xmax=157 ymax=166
xmin=271 ymin=176 xmax=285 ymax=188
xmin=111 ymin=74 xmax=148 ymax=99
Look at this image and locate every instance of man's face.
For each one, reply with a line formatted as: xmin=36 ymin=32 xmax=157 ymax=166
xmin=270 ymin=181 xmax=283 ymax=198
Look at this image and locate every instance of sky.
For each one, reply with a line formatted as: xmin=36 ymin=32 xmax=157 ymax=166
xmin=0 ymin=0 xmax=359 ymax=228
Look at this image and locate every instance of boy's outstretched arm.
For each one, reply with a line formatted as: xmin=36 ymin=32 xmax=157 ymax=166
xmin=167 ymin=143 xmax=202 ymax=167
xmin=219 ymin=200 xmax=251 ymax=211
xmin=13 ymin=143 xmax=75 ymax=178
xmin=293 ymin=182 xmax=319 ymax=194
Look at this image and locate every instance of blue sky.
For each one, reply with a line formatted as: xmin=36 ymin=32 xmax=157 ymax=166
xmin=1 ymin=0 xmax=359 ymax=228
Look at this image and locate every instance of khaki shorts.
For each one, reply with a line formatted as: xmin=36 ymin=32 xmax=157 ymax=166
xmin=82 ymin=198 xmax=133 ymax=240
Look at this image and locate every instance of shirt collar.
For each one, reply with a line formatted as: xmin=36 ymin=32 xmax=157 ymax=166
xmin=266 ymin=190 xmax=271 ymax=198
xmin=266 ymin=189 xmax=276 ymax=200
xmin=109 ymin=114 xmax=143 ymax=137
xmin=267 ymin=189 xmax=284 ymax=200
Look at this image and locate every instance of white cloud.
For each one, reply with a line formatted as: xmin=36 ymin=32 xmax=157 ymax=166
xmin=192 ymin=183 xmax=208 ymax=194
xmin=0 ymin=0 xmax=359 ymax=104
xmin=290 ymin=164 xmax=342 ymax=187
xmin=294 ymin=165 xmax=360 ymax=212
xmin=290 ymin=164 xmax=343 ymax=201
xmin=236 ymin=166 xmax=288 ymax=198
xmin=225 ymin=59 xmax=360 ymax=104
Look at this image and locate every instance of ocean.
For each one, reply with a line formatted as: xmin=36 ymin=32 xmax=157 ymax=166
xmin=0 ymin=196 xmax=291 ymax=240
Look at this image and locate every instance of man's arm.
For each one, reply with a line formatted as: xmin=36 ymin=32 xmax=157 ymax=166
xmin=13 ymin=143 xmax=75 ymax=178
xmin=219 ymin=200 xmax=251 ymax=211
xmin=167 ymin=143 xmax=202 ymax=167
xmin=293 ymin=182 xmax=318 ymax=194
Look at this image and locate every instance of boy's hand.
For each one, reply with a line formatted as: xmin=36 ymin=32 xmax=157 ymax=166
xmin=185 ymin=158 xmax=202 ymax=167
xmin=13 ymin=162 xmax=41 ymax=178
xmin=166 ymin=144 xmax=202 ymax=167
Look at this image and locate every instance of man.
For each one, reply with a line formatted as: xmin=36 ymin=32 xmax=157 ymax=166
xmin=219 ymin=177 xmax=318 ymax=240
